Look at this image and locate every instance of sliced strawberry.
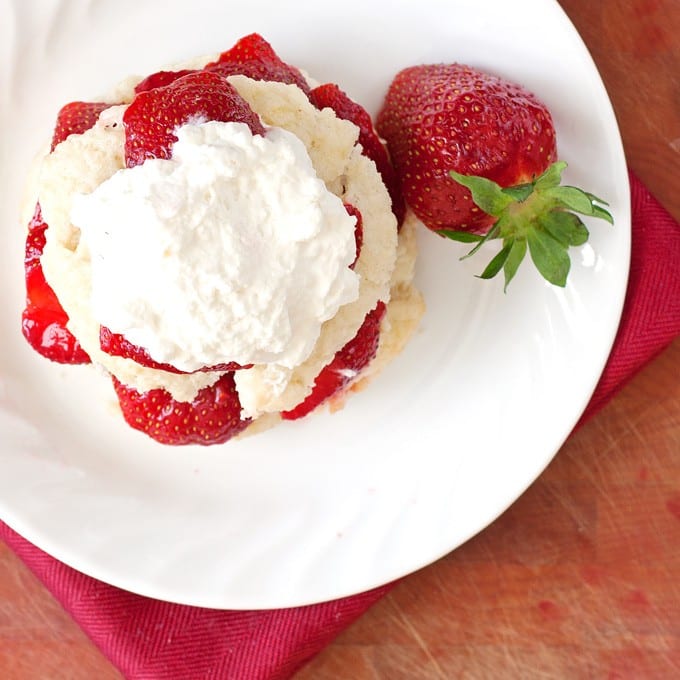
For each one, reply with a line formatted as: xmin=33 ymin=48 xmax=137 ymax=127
xmin=51 ymin=101 xmax=110 ymax=150
xmin=309 ymin=83 xmax=405 ymax=226
xmin=123 ymin=70 xmax=266 ymax=167
xmin=205 ymin=33 xmax=310 ymax=94
xmin=99 ymin=326 xmax=250 ymax=374
xmin=23 ymin=101 xmax=116 ymax=363
xmin=133 ymin=69 xmax=197 ymax=94
xmin=281 ymin=302 xmax=385 ymax=421
xmin=21 ymin=205 xmax=90 ymax=364
xmin=344 ymin=203 xmax=363 ymax=269
xmin=112 ymin=373 xmax=250 ymax=445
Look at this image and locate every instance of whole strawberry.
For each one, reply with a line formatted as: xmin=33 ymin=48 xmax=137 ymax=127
xmin=377 ymin=63 xmax=612 ymax=288
xmin=133 ymin=33 xmax=310 ymax=96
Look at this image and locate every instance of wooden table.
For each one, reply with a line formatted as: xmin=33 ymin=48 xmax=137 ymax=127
xmin=1 ymin=1 xmax=678 ymax=677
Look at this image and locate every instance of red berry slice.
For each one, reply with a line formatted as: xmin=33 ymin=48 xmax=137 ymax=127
xmin=344 ymin=203 xmax=363 ymax=269
xmin=281 ymin=302 xmax=386 ymax=420
xmin=376 ymin=63 xmax=613 ymax=289
xmin=51 ymin=101 xmax=110 ymax=150
xmin=205 ymin=33 xmax=310 ymax=94
xmin=133 ymin=69 xmax=197 ymax=94
xmin=99 ymin=326 xmax=250 ymax=374
xmin=112 ymin=372 xmax=250 ymax=445
xmin=21 ymin=205 xmax=90 ymax=364
xmin=309 ymin=83 xmax=405 ymax=226
xmin=376 ymin=63 xmax=558 ymax=233
xmin=23 ymin=101 xmax=115 ymax=365
xmin=123 ymin=70 xmax=266 ymax=167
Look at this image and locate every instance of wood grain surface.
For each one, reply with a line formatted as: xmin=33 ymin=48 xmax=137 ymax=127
xmin=1 ymin=1 xmax=679 ymax=678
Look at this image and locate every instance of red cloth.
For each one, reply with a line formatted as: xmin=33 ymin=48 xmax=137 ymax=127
xmin=1 ymin=173 xmax=679 ymax=679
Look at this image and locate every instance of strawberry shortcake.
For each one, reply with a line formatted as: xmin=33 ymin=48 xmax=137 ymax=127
xmin=21 ymin=34 xmax=424 ymax=445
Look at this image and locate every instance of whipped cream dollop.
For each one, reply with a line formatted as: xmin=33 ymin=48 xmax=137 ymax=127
xmin=71 ymin=120 xmax=360 ymax=373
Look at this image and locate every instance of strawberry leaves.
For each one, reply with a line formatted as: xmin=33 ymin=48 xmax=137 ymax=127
xmin=22 ymin=99 xmax=113 ymax=364
xmin=440 ymin=162 xmax=613 ymax=290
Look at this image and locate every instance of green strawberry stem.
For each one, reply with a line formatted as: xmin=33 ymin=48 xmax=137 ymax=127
xmin=439 ymin=161 xmax=613 ymax=290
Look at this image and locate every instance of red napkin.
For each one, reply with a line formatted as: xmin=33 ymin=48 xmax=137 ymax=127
xmin=1 ymin=172 xmax=679 ymax=679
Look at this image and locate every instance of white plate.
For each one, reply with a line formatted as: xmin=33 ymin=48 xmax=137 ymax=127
xmin=0 ymin=0 xmax=629 ymax=609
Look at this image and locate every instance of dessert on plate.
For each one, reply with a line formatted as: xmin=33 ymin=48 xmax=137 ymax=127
xmin=20 ymin=33 xmax=425 ymax=446
xmin=21 ymin=32 xmax=612 ymax=447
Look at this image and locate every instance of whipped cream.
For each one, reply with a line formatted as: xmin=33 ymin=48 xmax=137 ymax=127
xmin=71 ymin=120 xmax=360 ymax=373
